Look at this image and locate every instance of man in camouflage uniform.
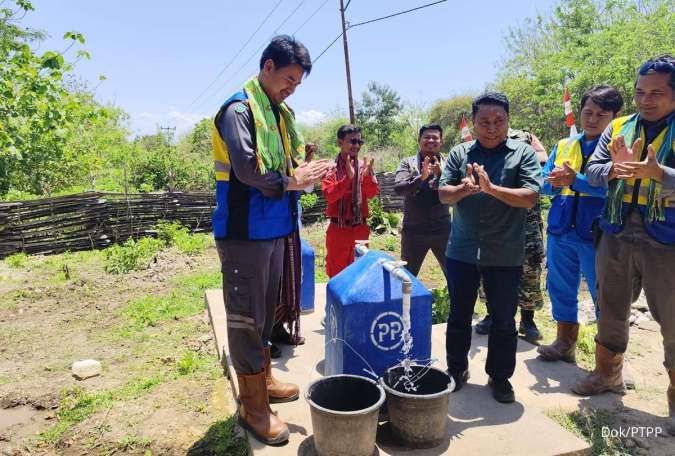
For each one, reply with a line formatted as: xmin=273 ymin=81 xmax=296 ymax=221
xmin=475 ymin=128 xmax=546 ymax=343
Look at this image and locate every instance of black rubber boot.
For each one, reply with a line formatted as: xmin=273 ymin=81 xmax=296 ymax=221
xmin=519 ymin=309 xmax=542 ymax=344
xmin=488 ymin=378 xmax=515 ymax=403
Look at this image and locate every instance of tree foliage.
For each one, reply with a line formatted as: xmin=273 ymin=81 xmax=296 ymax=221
xmin=495 ymin=0 xmax=675 ymax=147
xmin=356 ymin=81 xmax=405 ymax=147
xmin=428 ymin=95 xmax=474 ymax=145
xmin=0 ymin=1 xmax=215 ymax=199
xmin=0 ymin=0 xmax=112 ymax=196
xmin=2 ymin=0 xmax=673 ymax=198
xmin=129 ymin=124 xmax=213 ymax=193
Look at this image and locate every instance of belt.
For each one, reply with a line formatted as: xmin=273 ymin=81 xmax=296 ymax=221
xmin=330 ymin=218 xmax=365 ymax=227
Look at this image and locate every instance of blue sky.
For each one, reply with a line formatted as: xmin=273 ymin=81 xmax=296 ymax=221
xmin=24 ymin=0 xmax=558 ymax=136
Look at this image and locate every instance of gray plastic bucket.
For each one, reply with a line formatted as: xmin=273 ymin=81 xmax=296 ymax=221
xmin=306 ymin=374 xmax=385 ymax=456
xmin=380 ymin=365 xmax=453 ymax=448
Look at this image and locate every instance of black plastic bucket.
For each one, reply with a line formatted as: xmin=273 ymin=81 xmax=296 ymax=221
xmin=306 ymin=374 xmax=385 ymax=456
xmin=381 ymin=365 xmax=453 ymax=448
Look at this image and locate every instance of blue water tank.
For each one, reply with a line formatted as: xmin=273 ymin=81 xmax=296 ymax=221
xmin=300 ymin=239 xmax=315 ymax=314
xmin=324 ymin=250 xmax=432 ymax=378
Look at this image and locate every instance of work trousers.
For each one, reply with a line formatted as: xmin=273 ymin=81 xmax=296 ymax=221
xmin=546 ymin=231 xmax=598 ymax=323
xmin=216 ymin=238 xmax=284 ymax=374
xmin=445 ymin=258 xmax=522 ymax=381
xmin=595 ymin=232 xmax=675 ymax=369
xmin=325 ymin=222 xmax=370 ymax=278
xmin=400 ymin=228 xmax=450 ymax=277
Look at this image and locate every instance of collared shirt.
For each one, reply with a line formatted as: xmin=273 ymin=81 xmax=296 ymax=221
xmin=393 ymin=152 xmax=450 ymax=234
xmin=439 ymin=138 xmax=542 ymax=266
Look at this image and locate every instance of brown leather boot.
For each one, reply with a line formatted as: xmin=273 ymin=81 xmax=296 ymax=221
xmin=236 ymin=371 xmax=289 ymax=445
xmin=667 ymin=369 xmax=675 ymax=435
xmin=571 ymin=342 xmax=625 ymax=396
xmin=263 ymin=347 xmax=299 ymax=403
xmin=537 ymin=322 xmax=579 ymax=363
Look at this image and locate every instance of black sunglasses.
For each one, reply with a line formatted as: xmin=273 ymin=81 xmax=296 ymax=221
xmin=638 ymin=60 xmax=675 ymax=75
xmin=349 ymin=138 xmax=364 ymax=145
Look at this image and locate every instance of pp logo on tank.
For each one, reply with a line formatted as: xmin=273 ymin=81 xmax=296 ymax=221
xmin=370 ymin=312 xmax=404 ymax=351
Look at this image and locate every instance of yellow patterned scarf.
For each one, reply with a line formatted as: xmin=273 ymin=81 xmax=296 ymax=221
xmin=605 ymin=114 xmax=674 ymax=224
xmin=243 ymin=76 xmax=305 ymax=175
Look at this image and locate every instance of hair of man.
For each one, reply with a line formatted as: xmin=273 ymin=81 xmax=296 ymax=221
xmin=472 ymin=91 xmax=510 ymax=117
xmin=580 ymin=85 xmax=624 ymax=114
xmin=636 ymin=54 xmax=675 ymax=90
xmin=259 ymin=34 xmax=312 ymax=75
xmin=419 ymin=123 xmax=443 ymax=139
xmin=336 ymin=124 xmax=362 ymax=140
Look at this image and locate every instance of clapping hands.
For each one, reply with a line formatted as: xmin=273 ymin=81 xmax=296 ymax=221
xmin=461 ymin=163 xmax=481 ymax=194
xmin=547 ymin=161 xmax=576 ymax=188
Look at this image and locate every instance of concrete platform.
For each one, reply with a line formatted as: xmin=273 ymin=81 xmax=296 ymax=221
xmin=206 ymin=285 xmax=592 ymax=455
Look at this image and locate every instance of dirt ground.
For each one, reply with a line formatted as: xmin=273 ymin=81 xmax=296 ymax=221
xmin=1 ymin=229 xmax=674 ymax=455
xmin=0 ymin=244 xmax=243 ymax=455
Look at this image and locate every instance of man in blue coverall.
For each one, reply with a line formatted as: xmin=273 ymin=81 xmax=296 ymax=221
xmin=537 ymin=85 xmax=623 ymax=363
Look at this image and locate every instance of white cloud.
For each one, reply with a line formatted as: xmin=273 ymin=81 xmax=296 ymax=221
xmin=296 ymin=110 xmax=327 ymax=126
xmin=131 ymin=108 xmax=328 ymax=138
xmin=130 ymin=108 xmax=209 ymax=137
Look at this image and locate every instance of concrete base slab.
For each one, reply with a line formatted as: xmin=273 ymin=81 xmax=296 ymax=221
xmin=206 ymin=285 xmax=592 ymax=455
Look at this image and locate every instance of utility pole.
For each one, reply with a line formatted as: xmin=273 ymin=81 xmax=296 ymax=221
xmin=159 ymin=126 xmax=176 ymax=142
xmin=159 ymin=126 xmax=177 ymax=192
xmin=339 ymin=0 xmax=355 ymax=124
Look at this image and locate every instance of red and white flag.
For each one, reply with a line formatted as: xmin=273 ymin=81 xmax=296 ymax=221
xmin=459 ymin=114 xmax=473 ymax=142
xmin=563 ymin=87 xmax=578 ymax=137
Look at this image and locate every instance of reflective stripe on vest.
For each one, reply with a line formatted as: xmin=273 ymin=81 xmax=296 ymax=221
xmin=554 ymin=136 xmax=592 ymax=197
xmin=211 ymin=95 xmax=294 ymax=183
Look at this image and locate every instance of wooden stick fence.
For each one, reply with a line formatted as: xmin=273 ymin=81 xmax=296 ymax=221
xmin=0 ymin=173 xmax=403 ymax=258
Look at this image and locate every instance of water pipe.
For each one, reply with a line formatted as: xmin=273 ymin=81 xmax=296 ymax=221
xmin=378 ymin=259 xmax=413 ymax=356
xmin=354 ymin=239 xmax=369 ymax=257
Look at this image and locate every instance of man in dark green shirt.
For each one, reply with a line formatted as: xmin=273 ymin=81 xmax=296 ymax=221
xmin=439 ymin=92 xmax=542 ymax=403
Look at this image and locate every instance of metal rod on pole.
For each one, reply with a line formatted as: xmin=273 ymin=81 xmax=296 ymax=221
xmin=339 ymin=0 xmax=355 ymax=124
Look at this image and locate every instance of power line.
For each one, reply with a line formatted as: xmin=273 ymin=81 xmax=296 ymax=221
xmin=313 ymin=31 xmax=344 ymax=63
xmin=292 ymin=0 xmax=330 ymax=35
xmin=193 ymin=0 xmax=308 ymax=114
xmin=183 ymin=0 xmax=283 ymax=112
xmin=313 ymin=0 xmax=448 ymax=64
xmin=224 ymin=0 xmax=329 ymax=102
xmin=350 ymin=0 xmax=447 ymax=28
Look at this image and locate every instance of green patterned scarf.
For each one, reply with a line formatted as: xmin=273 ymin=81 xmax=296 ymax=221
xmin=243 ymin=76 xmax=305 ymax=175
xmin=605 ymin=113 xmax=674 ymax=224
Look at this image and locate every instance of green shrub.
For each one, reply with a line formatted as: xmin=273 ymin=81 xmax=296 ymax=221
xmin=104 ymin=237 xmax=164 ymax=274
xmin=175 ymin=233 xmax=206 ymax=256
xmin=367 ymin=197 xmax=398 ymax=235
xmin=384 ymin=236 xmax=397 ymax=252
xmin=385 ymin=212 xmax=399 ymax=229
xmin=299 ymin=192 xmax=318 ymax=210
xmin=540 ymin=195 xmax=552 ymax=211
xmin=156 ymin=221 xmax=184 ymax=245
xmin=576 ymin=323 xmax=598 ymax=363
xmin=156 ymin=220 xmax=204 ymax=256
xmin=431 ymin=287 xmax=450 ymax=324
xmin=176 ymin=351 xmax=212 ymax=376
xmin=5 ymin=252 xmax=28 ymax=268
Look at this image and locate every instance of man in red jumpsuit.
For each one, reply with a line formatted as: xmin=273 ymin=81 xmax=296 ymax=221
xmin=322 ymin=124 xmax=380 ymax=277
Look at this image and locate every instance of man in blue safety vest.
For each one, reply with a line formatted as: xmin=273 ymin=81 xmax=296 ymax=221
xmin=211 ymin=35 xmax=333 ymax=445
xmin=573 ymin=55 xmax=675 ymax=435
